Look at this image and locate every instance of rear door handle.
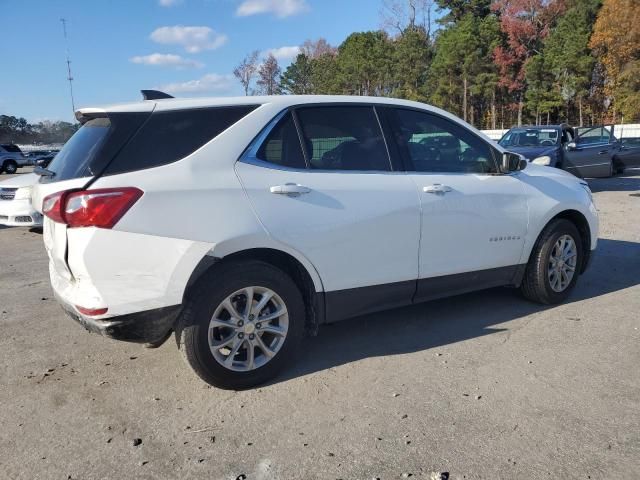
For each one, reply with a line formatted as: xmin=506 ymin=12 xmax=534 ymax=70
xmin=270 ymin=183 xmax=311 ymax=195
xmin=598 ymin=150 xmax=609 ymax=155
xmin=423 ymin=184 xmax=452 ymax=194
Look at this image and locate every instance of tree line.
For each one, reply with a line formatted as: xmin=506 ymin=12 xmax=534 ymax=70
xmin=0 ymin=115 xmax=79 ymax=145
xmin=234 ymin=0 xmax=640 ymax=129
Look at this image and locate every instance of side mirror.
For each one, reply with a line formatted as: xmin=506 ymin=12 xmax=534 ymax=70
xmin=501 ymin=152 xmax=527 ymax=173
xmin=566 ymin=141 xmax=577 ymax=151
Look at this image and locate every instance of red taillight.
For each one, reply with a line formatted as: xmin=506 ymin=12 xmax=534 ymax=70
xmin=42 ymin=191 xmax=66 ymax=223
xmin=76 ymin=305 xmax=108 ymax=316
xmin=42 ymin=187 xmax=143 ymax=229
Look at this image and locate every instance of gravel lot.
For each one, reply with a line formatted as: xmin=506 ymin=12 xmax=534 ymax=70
xmin=1 ymin=170 xmax=639 ymax=480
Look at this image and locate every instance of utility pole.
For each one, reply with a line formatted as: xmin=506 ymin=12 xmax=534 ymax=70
xmin=60 ymin=18 xmax=76 ymax=114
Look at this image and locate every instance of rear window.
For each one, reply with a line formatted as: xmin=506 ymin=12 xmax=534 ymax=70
xmin=104 ymin=105 xmax=258 ymax=175
xmin=1 ymin=144 xmax=23 ymax=153
xmin=44 ymin=118 xmax=112 ymax=181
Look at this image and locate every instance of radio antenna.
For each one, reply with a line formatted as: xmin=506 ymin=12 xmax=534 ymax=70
xmin=60 ymin=18 xmax=76 ymax=114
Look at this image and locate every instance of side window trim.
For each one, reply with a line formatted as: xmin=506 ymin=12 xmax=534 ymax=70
xmin=239 ymin=108 xmax=309 ymax=172
xmin=372 ymin=106 xmax=394 ymax=172
xmin=376 ymin=106 xmax=411 ymax=172
xmin=290 ymin=108 xmax=311 ymax=169
xmin=386 ymin=106 xmax=501 ymax=174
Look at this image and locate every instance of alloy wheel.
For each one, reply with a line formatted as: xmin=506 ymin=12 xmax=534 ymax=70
xmin=547 ymin=234 xmax=578 ymax=292
xmin=208 ymin=286 xmax=289 ymax=372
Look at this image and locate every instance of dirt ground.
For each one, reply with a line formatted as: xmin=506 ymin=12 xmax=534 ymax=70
xmin=1 ymin=169 xmax=639 ymax=480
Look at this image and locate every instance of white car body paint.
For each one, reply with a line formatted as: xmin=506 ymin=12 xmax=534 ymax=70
xmin=408 ymin=172 xmax=529 ymax=278
xmin=236 ymin=161 xmax=421 ymax=291
xmin=32 ymin=95 xmax=598 ymax=324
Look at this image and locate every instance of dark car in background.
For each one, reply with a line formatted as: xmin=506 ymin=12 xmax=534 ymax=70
xmin=615 ymin=136 xmax=640 ymax=173
xmin=27 ymin=150 xmax=59 ymax=168
xmin=499 ymin=124 xmax=640 ymax=178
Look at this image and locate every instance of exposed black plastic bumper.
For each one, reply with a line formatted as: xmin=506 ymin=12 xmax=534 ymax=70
xmin=57 ymin=295 xmax=181 ymax=344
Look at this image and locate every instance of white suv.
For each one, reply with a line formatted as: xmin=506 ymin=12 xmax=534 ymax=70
xmin=31 ymin=93 xmax=598 ymax=389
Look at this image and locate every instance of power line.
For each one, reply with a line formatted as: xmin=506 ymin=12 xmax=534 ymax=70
xmin=60 ymin=18 xmax=76 ymax=115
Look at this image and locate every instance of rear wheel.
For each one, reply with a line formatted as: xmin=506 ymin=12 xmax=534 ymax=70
xmin=613 ymin=157 xmax=625 ymax=175
xmin=521 ymin=219 xmax=583 ymax=304
xmin=2 ymin=160 xmax=18 ymax=174
xmin=177 ymin=260 xmax=305 ymax=389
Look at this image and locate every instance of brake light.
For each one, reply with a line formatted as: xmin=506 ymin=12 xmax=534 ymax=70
xmin=42 ymin=187 xmax=143 ymax=228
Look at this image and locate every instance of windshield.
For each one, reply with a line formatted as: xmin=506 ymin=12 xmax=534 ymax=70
xmin=43 ymin=118 xmax=111 ymax=181
xmin=499 ymin=128 xmax=559 ymax=147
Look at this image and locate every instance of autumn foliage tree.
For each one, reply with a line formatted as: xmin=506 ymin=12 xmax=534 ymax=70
xmin=492 ymin=0 xmax=566 ymax=125
xmin=589 ymin=0 xmax=640 ymax=121
xmin=233 ymin=0 xmax=640 ymax=127
xmin=256 ymin=53 xmax=282 ymax=95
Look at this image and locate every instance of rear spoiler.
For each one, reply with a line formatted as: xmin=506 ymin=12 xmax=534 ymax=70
xmin=75 ymin=108 xmax=108 ymax=124
xmin=74 ymin=91 xmax=173 ymax=124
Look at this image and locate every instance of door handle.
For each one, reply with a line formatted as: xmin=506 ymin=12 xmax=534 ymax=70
xmin=423 ymin=184 xmax=452 ymax=194
xmin=270 ymin=183 xmax=311 ymax=195
xmin=598 ymin=150 xmax=609 ymax=155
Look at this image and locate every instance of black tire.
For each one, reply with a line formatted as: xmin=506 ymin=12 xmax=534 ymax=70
xmin=176 ymin=260 xmax=305 ymax=389
xmin=521 ymin=219 xmax=583 ymax=304
xmin=613 ymin=157 xmax=625 ymax=175
xmin=2 ymin=160 xmax=18 ymax=174
xmin=605 ymin=159 xmax=614 ymax=178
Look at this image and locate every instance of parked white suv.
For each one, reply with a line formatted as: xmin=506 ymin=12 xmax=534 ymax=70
xmin=31 ymin=93 xmax=598 ymax=389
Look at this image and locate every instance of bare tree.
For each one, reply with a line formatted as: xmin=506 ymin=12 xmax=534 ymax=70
xmin=301 ymin=38 xmax=337 ymax=59
xmin=233 ymin=50 xmax=260 ymax=96
xmin=380 ymin=0 xmax=433 ymax=36
xmin=256 ymin=53 xmax=282 ymax=95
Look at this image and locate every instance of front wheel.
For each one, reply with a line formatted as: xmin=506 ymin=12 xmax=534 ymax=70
xmin=2 ymin=160 xmax=18 ymax=174
xmin=177 ymin=260 xmax=305 ymax=389
xmin=521 ymin=219 xmax=583 ymax=304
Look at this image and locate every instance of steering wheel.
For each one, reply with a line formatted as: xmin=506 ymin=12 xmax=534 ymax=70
xmin=540 ymin=140 xmax=554 ymax=146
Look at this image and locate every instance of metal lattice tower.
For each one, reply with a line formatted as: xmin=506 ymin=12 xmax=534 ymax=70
xmin=60 ymin=18 xmax=76 ymax=114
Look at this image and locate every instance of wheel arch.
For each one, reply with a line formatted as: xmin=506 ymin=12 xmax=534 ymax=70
xmin=528 ymin=209 xmax=592 ymax=275
xmin=183 ymin=247 xmax=325 ymax=335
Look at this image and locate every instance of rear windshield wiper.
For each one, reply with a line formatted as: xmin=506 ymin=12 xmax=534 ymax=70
xmin=34 ymin=166 xmax=56 ymax=178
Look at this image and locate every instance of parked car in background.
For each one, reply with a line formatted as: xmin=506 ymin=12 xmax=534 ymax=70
xmin=499 ymin=124 xmax=623 ymax=178
xmin=31 ymin=150 xmax=58 ymax=168
xmin=25 ymin=150 xmax=59 ymax=168
xmin=0 ymin=144 xmax=30 ymax=174
xmin=32 ymin=93 xmax=598 ymax=389
xmin=0 ymin=173 xmax=42 ymax=227
xmin=614 ymin=137 xmax=640 ymax=173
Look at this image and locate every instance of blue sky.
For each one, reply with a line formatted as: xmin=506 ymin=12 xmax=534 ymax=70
xmin=1 ymin=0 xmax=407 ymax=123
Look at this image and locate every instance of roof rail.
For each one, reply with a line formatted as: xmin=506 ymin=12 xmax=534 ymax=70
xmin=141 ymin=90 xmax=174 ymax=100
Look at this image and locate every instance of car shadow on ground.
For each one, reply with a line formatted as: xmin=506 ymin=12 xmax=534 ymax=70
xmin=272 ymin=238 xmax=640 ymax=385
xmin=588 ymin=172 xmax=640 ymax=192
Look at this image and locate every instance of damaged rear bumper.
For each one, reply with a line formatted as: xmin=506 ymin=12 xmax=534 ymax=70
xmin=56 ymin=293 xmax=181 ymax=344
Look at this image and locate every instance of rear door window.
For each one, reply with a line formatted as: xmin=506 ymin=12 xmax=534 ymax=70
xmin=256 ymin=112 xmax=306 ymax=169
xmin=295 ymin=106 xmax=391 ymax=171
xmin=105 ymin=105 xmax=258 ymax=175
